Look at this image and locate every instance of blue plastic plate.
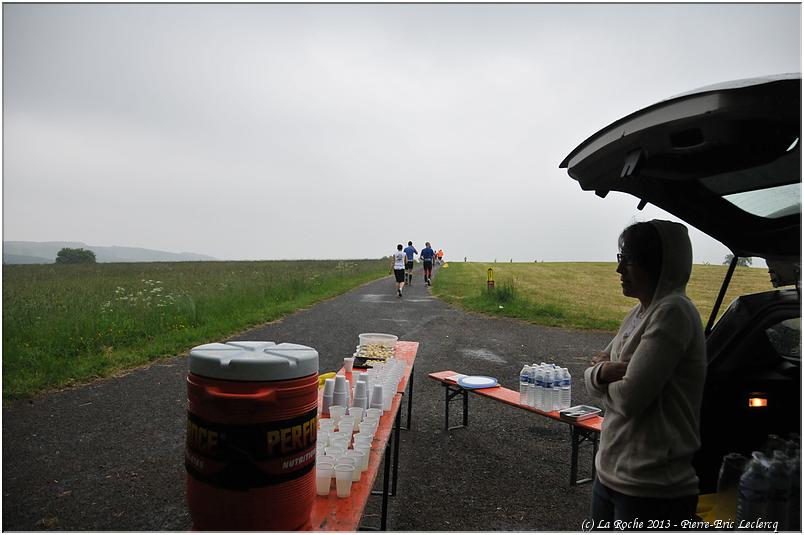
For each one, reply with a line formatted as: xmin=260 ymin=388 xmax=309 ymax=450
xmin=457 ymin=375 xmax=499 ymax=389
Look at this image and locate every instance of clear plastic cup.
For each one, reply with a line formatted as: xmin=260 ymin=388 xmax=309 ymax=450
xmin=359 ymin=421 xmax=378 ymax=435
xmin=317 ymin=454 xmax=336 ymax=466
xmin=335 ymin=463 xmax=353 ymax=498
xmin=329 ymin=405 xmax=347 ymax=423
xmin=317 ymin=432 xmax=332 ymax=447
xmin=336 ymin=455 xmax=360 ymax=482
xmin=355 ymin=445 xmax=371 ymax=470
xmin=344 ymin=357 xmax=354 ymax=373
xmin=316 ymin=463 xmax=334 ymax=496
xmin=354 ymin=436 xmax=373 ymax=448
xmin=319 ymin=418 xmax=336 ymax=432
xmin=337 ymin=417 xmax=355 ymax=434
xmin=331 ymin=438 xmax=349 ymax=451
xmin=325 ymin=446 xmax=346 ymax=457
xmin=365 ymin=408 xmax=383 ymax=420
xmin=346 ymin=450 xmax=367 ymax=473
xmin=348 ymin=407 xmax=364 ymax=423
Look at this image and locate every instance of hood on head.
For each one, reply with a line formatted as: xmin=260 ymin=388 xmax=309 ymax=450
xmin=649 ymin=220 xmax=692 ymax=302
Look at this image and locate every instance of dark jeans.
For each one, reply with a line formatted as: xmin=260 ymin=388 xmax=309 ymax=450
xmin=590 ymin=478 xmax=698 ymax=531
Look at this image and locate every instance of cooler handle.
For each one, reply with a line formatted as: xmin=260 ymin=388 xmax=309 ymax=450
xmin=205 ymin=386 xmax=278 ymax=402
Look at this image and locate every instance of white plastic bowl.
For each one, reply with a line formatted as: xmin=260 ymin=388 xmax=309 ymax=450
xmin=358 ymin=333 xmax=398 ymax=348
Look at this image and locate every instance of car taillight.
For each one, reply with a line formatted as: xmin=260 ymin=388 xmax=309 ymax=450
xmin=748 ymin=393 xmax=768 ymax=408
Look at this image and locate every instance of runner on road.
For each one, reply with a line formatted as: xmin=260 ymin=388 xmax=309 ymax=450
xmin=420 ymin=242 xmax=435 ymax=286
xmin=403 ymin=241 xmax=418 ymax=285
xmin=436 ymin=249 xmax=444 ymax=265
xmin=393 ymin=244 xmax=406 ymax=297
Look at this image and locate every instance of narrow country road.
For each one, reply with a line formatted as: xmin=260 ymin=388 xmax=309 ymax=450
xmin=3 ymin=265 xmax=613 ymax=531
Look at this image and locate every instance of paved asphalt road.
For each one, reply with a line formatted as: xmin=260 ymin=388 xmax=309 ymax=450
xmin=3 ymin=265 xmax=614 ymax=531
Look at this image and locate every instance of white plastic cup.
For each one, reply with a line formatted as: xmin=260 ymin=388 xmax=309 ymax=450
xmin=335 ymin=464 xmax=354 ymax=498
xmin=359 ymin=421 xmax=377 ymax=435
xmin=355 ymin=445 xmax=371 ymax=469
xmin=325 ymin=446 xmax=346 ymax=457
xmin=346 ymin=450 xmax=367 ymax=473
xmin=337 ymin=417 xmax=355 ymax=434
xmin=331 ymin=438 xmax=349 ymax=450
xmin=318 ymin=431 xmax=332 ymax=447
xmin=317 ymin=454 xmax=336 ymax=466
xmin=329 ymin=405 xmax=347 ymax=424
xmin=336 ymin=455 xmax=360 ymax=482
xmin=362 ymin=415 xmax=380 ymax=427
xmin=344 ymin=357 xmax=355 ymax=373
xmin=316 ymin=463 xmax=334 ymax=496
xmin=319 ymin=418 xmax=335 ymax=432
xmin=365 ymin=408 xmax=383 ymax=420
xmin=348 ymin=407 xmax=364 ymax=423
xmin=354 ymin=433 xmax=374 ymax=445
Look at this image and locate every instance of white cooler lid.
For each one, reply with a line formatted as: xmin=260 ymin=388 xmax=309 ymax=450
xmin=189 ymin=341 xmax=319 ymax=381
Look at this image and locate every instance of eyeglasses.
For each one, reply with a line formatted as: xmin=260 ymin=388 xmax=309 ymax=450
xmin=617 ymin=253 xmax=636 ymax=265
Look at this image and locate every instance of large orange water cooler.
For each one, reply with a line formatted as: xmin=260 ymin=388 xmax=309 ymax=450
xmin=186 ymin=341 xmax=319 ymax=531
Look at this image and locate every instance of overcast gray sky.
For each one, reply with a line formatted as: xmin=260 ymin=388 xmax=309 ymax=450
xmin=3 ymin=3 xmax=800 ymax=263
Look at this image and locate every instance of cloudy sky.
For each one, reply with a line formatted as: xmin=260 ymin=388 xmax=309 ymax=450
xmin=3 ymin=3 xmax=800 ymax=263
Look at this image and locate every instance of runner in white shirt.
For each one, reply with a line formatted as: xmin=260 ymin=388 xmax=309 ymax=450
xmin=392 ymin=244 xmax=407 ymax=297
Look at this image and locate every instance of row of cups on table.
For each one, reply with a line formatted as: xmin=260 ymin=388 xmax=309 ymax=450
xmin=321 ymin=358 xmax=408 ymax=416
xmin=316 ymin=406 xmax=383 ymax=497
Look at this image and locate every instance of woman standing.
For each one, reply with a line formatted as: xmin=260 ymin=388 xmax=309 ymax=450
xmin=585 ymin=220 xmax=706 ymax=528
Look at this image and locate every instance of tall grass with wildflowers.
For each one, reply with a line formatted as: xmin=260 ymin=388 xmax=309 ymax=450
xmin=433 ymin=262 xmax=775 ymax=331
xmin=3 ymin=259 xmax=389 ymax=399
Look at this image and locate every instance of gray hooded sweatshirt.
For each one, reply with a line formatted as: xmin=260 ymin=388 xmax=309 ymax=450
xmin=584 ymin=220 xmax=706 ymax=498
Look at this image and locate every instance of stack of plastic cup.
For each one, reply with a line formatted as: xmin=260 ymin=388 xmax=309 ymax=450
xmin=333 ymin=376 xmax=350 ymax=408
xmin=321 ymin=378 xmax=336 ymax=415
xmin=352 ymin=381 xmax=368 ymax=411
xmin=370 ymin=384 xmax=384 ymax=412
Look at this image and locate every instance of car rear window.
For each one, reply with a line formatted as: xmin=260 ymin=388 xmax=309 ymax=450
xmin=723 ymin=182 xmax=801 ymax=219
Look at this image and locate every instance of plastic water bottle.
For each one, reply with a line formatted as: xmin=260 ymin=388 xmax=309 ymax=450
xmin=736 ymin=452 xmax=770 ymax=526
xmin=560 ymin=368 xmax=572 ymax=410
xmin=519 ymin=365 xmax=531 ymax=406
xmin=766 ymin=450 xmax=790 ymax=530
xmin=541 ymin=368 xmax=553 ymax=412
xmin=532 ymin=365 xmax=544 ymax=410
xmin=552 ymin=368 xmax=562 ymax=411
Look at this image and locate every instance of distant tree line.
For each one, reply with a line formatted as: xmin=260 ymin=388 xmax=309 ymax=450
xmin=56 ymin=248 xmax=96 ymax=264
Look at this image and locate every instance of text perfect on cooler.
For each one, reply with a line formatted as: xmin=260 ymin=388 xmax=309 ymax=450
xmin=189 ymin=341 xmax=319 ymax=381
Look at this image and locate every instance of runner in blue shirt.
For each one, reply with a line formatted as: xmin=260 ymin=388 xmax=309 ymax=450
xmin=403 ymin=241 xmax=418 ymax=285
xmin=419 ymin=242 xmax=435 ymax=286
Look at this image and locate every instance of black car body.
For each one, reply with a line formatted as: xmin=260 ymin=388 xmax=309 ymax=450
xmin=560 ymin=73 xmax=801 ymax=492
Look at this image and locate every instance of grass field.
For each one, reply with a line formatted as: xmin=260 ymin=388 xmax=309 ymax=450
xmin=433 ymin=262 xmax=775 ymax=331
xmin=3 ymin=259 xmax=389 ymax=399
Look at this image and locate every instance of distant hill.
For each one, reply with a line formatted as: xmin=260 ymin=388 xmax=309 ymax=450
xmin=3 ymin=241 xmax=217 ymax=264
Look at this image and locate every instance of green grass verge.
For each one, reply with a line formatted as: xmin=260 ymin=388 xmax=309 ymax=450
xmin=432 ymin=262 xmax=775 ymax=332
xmin=3 ymin=259 xmax=389 ymax=399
